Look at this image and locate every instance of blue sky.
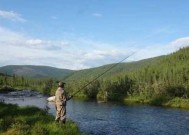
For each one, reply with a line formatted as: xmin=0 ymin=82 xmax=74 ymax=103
xmin=0 ymin=0 xmax=189 ymax=70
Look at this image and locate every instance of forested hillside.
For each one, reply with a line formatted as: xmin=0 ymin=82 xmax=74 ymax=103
xmin=66 ymin=47 xmax=189 ymax=108
xmin=65 ymin=56 xmax=163 ymax=81
xmin=1 ymin=47 xmax=189 ymax=108
xmin=0 ymin=65 xmax=74 ymax=79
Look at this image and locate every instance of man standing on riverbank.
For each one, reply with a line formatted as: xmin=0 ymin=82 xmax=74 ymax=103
xmin=55 ymin=81 xmax=72 ymax=124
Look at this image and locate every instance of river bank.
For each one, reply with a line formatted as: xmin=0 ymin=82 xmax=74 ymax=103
xmin=1 ymin=86 xmax=189 ymax=109
xmin=124 ymin=96 xmax=189 ymax=109
xmin=1 ymin=90 xmax=189 ymax=135
xmin=0 ymin=102 xmax=84 ymax=135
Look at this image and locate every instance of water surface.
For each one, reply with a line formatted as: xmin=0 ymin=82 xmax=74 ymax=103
xmin=1 ymin=90 xmax=189 ymax=135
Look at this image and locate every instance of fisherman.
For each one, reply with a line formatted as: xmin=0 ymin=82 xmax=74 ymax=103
xmin=55 ymin=81 xmax=72 ymax=124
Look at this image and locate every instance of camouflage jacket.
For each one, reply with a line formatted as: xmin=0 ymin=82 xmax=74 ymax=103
xmin=55 ymin=87 xmax=67 ymax=106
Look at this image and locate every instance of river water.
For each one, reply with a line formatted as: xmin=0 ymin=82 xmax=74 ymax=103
xmin=1 ymin=90 xmax=189 ymax=135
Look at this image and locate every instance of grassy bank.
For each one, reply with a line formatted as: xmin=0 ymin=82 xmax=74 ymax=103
xmin=124 ymin=96 xmax=189 ymax=109
xmin=0 ymin=103 xmax=84 ymax=135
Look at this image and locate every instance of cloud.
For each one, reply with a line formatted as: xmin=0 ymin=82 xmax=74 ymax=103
xmin=128 ymin=37 xmax=189 ymax=62
xmin=60 ymin=41 xmax=70 ymax=47
xmin=0 ymin=10 xmax=26 ymax=22
xmin=0 ymin=27 xmax=88 ymax=69
xmin=92 ymin=13 xmax=103 ymax=17
xmin=129 ymin=45 xmax=169 ymax=62
xmin=0 ymin=27 xmax=131 ymax=69
xmin=0 ymin=26 xmax=189 ymax=70
xmin=170 ymin=37 xmax=189 ymax=49
xmin=25 ymin=39 xmax=44 ymax=46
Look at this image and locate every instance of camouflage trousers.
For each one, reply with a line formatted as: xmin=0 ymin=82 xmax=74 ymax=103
xmin=55 ymin=104 xmax=66 ymax=124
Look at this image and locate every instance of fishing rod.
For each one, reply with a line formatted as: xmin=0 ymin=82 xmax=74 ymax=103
xmin=71 ymin=51 xmax=136 ymax=97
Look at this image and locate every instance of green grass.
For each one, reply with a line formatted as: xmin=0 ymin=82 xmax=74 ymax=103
xmin=124 ymin=96 xmax=189 ymax=109
xmin=163 ymin=97 xmax=189 ymax=109
xmin=124 ymin=95 xmax=150 ymax=104
xmin=0 ymin=103 xmax=84 ymax=135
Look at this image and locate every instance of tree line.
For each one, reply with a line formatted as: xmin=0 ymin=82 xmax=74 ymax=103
xmin=0 ymin=73 xmax=57 ymax=95
xmin=1 ymin=47 xmax=189 ymax=105
xmin=65 ymin=47 xmax=189 ymax=103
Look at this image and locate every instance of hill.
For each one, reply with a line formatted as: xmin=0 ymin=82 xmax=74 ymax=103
xmin=0 ymin=65 xmax=74 ymax=79
xmin=65 ymin=47 xmax=189 ymax=108
xmin=65 ymin=55 xmax=164 ymax=81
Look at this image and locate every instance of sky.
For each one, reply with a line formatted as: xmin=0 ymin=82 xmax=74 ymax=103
xmin=0 ymin=0 xmax=189 ymax=70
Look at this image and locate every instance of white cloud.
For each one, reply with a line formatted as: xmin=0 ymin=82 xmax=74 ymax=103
xmin=0 ymin=26 xmax=25 ymax=41
xmin=170 ymin=37 xmax=189 ymax=49
xmin=84 ymin=50 xmax=111 ymax=60
xmin=0 ymin=10 xmax=26 ymax=22
xmin=0 ymin=26 xmax=94 ymax=69
xmin=60 ymin=41 xmax=70 ymax=47
xmin=0 ymin=27 xmax=131 ymax=69
xmin=92 ymin=13 xmax=103 ymax=17
xmin=128 ymin=37 xmax=189 ymax=62
xmin=26 ymin=39 xmax=44 ymax=46
xmin=0 ymin=26 xmax=189 ymax=70
xmin=128 ymin=45 xmax=169 ymax=62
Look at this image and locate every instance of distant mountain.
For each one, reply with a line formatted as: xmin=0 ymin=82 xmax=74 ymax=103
xmin=0 ymin=65 xmax=74 ymax=79
xmin=0 ymin=53 xmax=168 ymax=81
xmin=65 ymin=55 xmax=164 ymax=81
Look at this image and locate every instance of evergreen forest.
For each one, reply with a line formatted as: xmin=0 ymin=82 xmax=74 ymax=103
xmin=1 ymin=47 xmax=189 ymax=108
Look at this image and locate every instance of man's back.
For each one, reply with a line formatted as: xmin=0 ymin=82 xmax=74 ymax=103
xmin=55 ymin=87 xmax=66 ymax=106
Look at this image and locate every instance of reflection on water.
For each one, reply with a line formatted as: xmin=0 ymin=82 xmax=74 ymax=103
xmin=0 ymin=90 xmax=47 ymax=109
xmin=1 ymin=91 xmax=189 ymax=135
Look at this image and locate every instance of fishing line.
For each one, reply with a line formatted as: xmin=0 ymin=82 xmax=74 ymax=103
xmin=71 ymin=51 xmax=136 ymax=96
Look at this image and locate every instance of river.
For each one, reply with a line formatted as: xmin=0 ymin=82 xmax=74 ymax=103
xmin=1 ymin=90 xmax=189 ymax=135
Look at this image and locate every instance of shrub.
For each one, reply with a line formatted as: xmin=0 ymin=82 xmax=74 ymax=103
xmin=166 ymin=85 xmax=188 ymax=98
